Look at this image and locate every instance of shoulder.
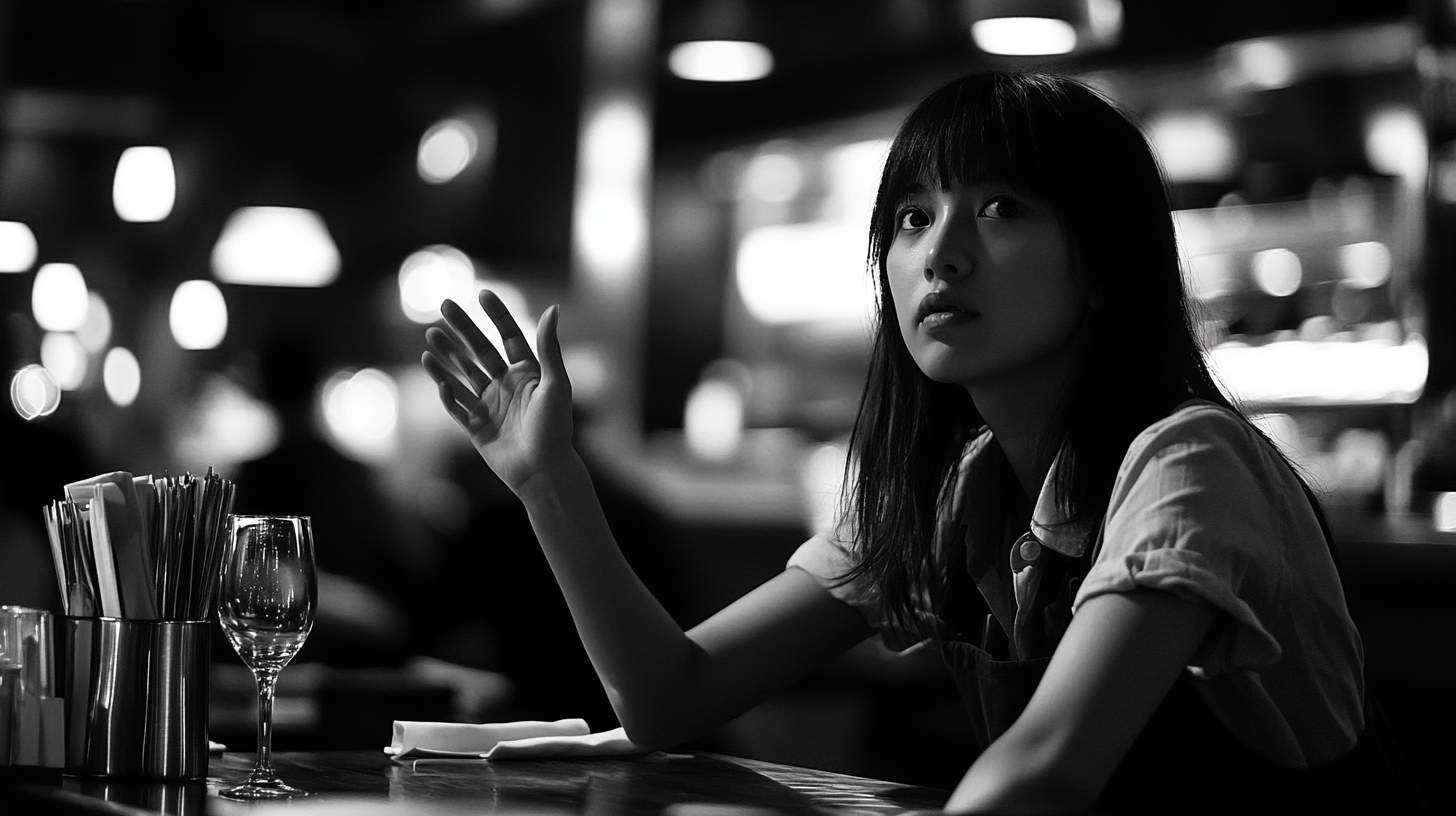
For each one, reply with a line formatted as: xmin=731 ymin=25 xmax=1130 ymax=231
xmin=1118 ymin=399 xmax=1276 ymax=480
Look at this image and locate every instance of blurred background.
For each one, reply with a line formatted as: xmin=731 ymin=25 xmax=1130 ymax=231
xmin=2 ymin=0 xmax=1454 ymax=805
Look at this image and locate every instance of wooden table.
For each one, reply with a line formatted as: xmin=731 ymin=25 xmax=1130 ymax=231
xmin=4 ymin=750 xmax=950 ymax=816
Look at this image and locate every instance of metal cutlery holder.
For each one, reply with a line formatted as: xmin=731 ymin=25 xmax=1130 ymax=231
xmin=58 ymin=617 xmax=210 ymax=780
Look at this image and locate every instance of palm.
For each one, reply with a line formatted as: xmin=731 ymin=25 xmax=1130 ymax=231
xmin=465 ymin=362 xmax=571 ymax=488
xmin=422 ymin=292 xmax=573 ymax=493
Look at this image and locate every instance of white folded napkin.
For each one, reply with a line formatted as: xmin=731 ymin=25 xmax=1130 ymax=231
xmin=385 ymin=718 xmax=644 ymax=760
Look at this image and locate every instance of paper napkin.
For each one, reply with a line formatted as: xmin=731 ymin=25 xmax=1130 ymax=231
xmin=385 ymin=718 xmax=644 ymax=760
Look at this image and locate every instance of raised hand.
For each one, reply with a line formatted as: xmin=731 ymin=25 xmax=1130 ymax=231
xmin=421 ymin=290 xmax=574 ymax=493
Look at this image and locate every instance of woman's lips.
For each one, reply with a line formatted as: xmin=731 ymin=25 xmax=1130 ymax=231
xmin=920 ymin=309 xmax=977 ymax=329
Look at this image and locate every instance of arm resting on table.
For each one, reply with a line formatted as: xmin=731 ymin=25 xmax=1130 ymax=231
xmin=945 ymin=588 xmax=1215 ymax=814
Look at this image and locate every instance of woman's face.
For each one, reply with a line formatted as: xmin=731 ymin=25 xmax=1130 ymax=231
xmin=885 ymin=181 xmax=1086 ymax=390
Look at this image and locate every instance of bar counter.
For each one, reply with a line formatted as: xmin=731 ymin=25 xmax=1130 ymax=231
xmin=4 ymin=750 xmax=952 ymax=816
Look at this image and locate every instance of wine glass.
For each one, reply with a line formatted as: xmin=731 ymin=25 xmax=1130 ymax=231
xmin=216 ymin=515 xmax=317 ymax=799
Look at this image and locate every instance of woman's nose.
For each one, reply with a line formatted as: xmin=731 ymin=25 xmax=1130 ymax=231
xmin=923 ymin=232 xmax=971 ymax=281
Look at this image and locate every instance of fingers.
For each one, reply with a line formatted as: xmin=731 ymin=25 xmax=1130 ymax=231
xmin=420 ymin=351 xmax=473 ymax=428
xmin=440 ymin=299 xmax=509 ymax=379
xmin=535 ymin=304 xmax=570 ymax=393
xmin=478 ymin=290 xmax=539 ymax=368
xmin=424 ymin=327 xmax=491 ymax=398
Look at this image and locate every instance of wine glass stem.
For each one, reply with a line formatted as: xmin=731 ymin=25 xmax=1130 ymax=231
xmin=253 ymin=667 xmax=282 ymax=774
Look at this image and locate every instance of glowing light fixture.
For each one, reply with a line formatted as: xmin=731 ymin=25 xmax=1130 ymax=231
xmin=418 ymin=116 xmax=495 ymax=184
xmin=1209 ymin=335 xmax=1426 ymax=405
xmin=742 ymin=150 xmax=803 ymax=202
xmin=10 ymin=364 xmax=61 ymax=420
xmin=211 ymin=206 xmax=340 ymax=287
xmin=668 ymin=40 xmax=773 ymax=82
xmin=103 ymin=347 xmax=141 ymax=407
xmin=169 ymin=279 xmax=228 ymax=350
xmin=0 ymin=221 xmax=38 ymax=272
xmin=962 ymin=0 xmax=1118 ymax=57
xmin=1252 ymin=248 xmax=1302 ymax=297
xmin=322 ymin=367 xmax=400 ymax=461
xmin=736 ymin=223 xmax=876 ymax=324
xmin=1146 ymin=112 xmax=1238 ymax=183
xmin=77 ymin=293 xmax=113 ymax=353
xmin=32 ymin=263 xmax=89 ymax=332
xmin=972 ymin=17 xmax=1077 ymax=55
xmin=398 ymin=244 xmax=477 ymax=324
xmin=574 ymin=99 xmax=650 ymax=280
xmin=1232 ymin=39 xmax=1296 ymax=89
xmin=1364 ymin=107 xmax=1426 ymax=183
xmin=112 ymin=146 xmax=176 ymax=222
xmin=1339 ymin=241 xmax=1392 ymax=289
xmin=40 ymin=332 xmax=88 ymax=391
xmin=1436 ymin=492 xmax=1456 ymax=533
xmin=683 ymin=377 xmax=744 ymax=462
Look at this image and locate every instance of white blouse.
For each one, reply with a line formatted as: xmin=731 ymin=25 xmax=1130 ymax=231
xmin=787 ymin=399 xmax=1365 ymax=768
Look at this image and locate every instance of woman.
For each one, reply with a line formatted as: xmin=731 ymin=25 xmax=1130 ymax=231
xmin=422 ymin=72 xmax=1416 ymax=813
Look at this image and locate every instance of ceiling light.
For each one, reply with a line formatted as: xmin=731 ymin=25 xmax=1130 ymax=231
xmin=962 ymin=0 xmax=1119 ymax=57
xmin=170 ymin=279 xmax=228 ymax=350
xmin=211 ymin=206 xmax=340 ymax=287
xmin=0 ymin=221 xmax=38 ymax=272
xmin=113 ymin=146 xmax=176 ymax=222
xmin=103 ymin=347 xmax=141 ymax=407
xmin=32 ymin=263 xmax=89 ymax=332
xmin=972 ymin=17 xmax=1077 ymax=55
xmin=668 ymin=40 xmax=773 ymax=82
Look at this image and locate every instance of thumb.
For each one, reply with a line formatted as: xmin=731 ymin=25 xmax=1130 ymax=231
xmin=536 ymin=304 xmax=571 ymax=393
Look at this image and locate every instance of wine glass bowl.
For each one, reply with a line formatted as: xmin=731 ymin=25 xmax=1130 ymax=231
xmin=216 ymin=515 xmax=317 ymax=799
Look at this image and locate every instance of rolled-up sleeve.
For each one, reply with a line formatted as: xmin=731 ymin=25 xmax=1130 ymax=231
xmin=1073 ymin=417 xmax=1289 ymax=676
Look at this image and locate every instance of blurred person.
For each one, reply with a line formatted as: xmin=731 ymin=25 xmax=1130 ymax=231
xmin=422 ymin=73 xmax=1421 ymax=813
xmin=233 ymin=330 xmax=429 ymax=667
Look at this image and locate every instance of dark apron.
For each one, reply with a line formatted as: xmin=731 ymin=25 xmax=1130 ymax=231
xmin=935 ymin=537 xmax=1430 ymax=815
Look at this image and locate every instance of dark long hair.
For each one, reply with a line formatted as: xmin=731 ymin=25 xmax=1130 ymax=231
xmin=842 ymin=71 xmax=1246 ymax=637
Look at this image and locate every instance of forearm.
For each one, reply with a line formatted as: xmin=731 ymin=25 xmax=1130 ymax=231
xmin=515 ymin=454 xmax=705 ymax=745
xmin=945 ymin=731 xmax=1093 ymax=814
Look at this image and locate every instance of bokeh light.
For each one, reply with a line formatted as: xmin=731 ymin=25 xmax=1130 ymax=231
xmin=0 ymin=221 xmax=38 ymax=273
xmin=1338 ymin=241 xmax=1392 ymax=289
xmin=1252 ymin=248 xmax=1302 ymax=297
xmin=322 ymin=367 xmax=400 ymax=461
xmin=398 ymin=245 xmax=477 ymax=324
xmin=77 ymin=293 xmax=113 ymax=353
xmin=971 ymin=18 xmax=1077 ymax=56
xmin=211 ymin=207 xmax=341 ymax=287
xmin=103 ymin=347 xmax=141 ymax=407
xmin=32 ymin=263 xmax=89 ymax=331
xmin=169 ymin=279 xmax=228 ymax=350
xmin=418 ymin=118 xmax=481 ymax=184
xmin=743 ymin=151 xmax=803 ymax=202
xmin=40 ymin=332 xmax=88 ymax=391
xmin=10 ymin=364 xmax=61 ymax=420
xmin=667 ymin=40 xmax=774 ymax=82
xmin=112 ymin=146 xmax=176 ymax=222
xmin=684 ymin=378 xmax=744 ymax=462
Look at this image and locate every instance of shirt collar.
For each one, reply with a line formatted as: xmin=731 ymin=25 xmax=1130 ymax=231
xmin=951 ymin=427 xmax=1093 ymax=559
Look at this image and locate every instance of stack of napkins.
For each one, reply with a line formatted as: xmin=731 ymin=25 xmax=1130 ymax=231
xmin=385 ymin=718 xmax=644 ymax=760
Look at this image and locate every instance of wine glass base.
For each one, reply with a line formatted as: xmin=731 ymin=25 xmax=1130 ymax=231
xmin=219 ymin=773 xmax=310 ymax=800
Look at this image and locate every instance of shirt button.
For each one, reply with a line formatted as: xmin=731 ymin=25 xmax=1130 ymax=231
xmin=1019 ymin=538 xmax=1042 ymax=562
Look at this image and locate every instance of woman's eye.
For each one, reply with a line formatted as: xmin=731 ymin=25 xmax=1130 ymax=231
xmin=898 ymin=207 xmax=930 ymax=230
xmin=978 ymin=196 xmax=1023 ymax=219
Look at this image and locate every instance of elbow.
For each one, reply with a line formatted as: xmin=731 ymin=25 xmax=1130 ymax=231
xmin=605 ymin=689 xmax=694 ymax=752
